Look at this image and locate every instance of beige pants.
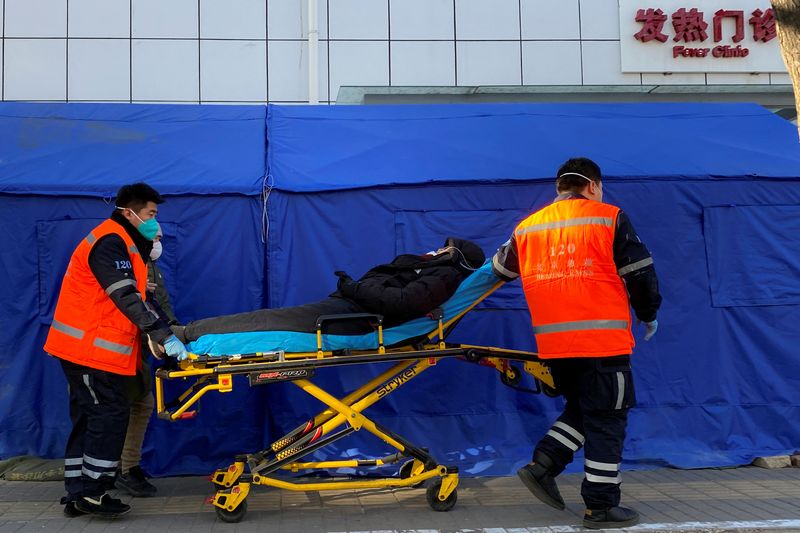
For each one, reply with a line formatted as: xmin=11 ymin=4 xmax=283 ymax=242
xmin=120 ymin=391 xmax=154 ymax=473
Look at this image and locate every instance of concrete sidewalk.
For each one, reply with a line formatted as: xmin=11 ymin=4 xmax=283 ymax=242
xmin=1 ymin=465 xmax=799 ymax=532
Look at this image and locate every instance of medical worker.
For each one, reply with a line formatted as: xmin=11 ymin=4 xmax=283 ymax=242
xmin=491 ymin=158 xmax=661 ymax=529
xmin=44 ymin=183 xmax=188 ymax=518
xmin=116 ymin=223 xmax=179 ymax=498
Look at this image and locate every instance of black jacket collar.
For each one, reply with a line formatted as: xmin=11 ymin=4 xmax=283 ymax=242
xmin=554 ymin=192 xmax=589 ymax=203
xmin=111 ymin=210 xmax=153 ymax=259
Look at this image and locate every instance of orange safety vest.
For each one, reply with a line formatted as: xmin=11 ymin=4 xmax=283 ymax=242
xmin=515 ymin=198 xmax=633 ymax=359
xmin=44 ymin=219 xmax=147 ymax=375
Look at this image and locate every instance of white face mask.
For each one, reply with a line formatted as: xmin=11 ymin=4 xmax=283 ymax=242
xmin=150 ymin=241 xmax=163 ymax=261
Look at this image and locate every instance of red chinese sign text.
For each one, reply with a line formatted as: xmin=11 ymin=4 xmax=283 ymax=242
xmin=633 ymin=6 xmax=776 ymax=61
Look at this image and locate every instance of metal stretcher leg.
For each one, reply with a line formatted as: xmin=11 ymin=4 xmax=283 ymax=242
xmin=211 ymin=360 xmax=418 ymax=489
xmin=210 ymin=357 xmax=459 ymax=523
xmin=270 ymin=360 xmax=416 ymax=455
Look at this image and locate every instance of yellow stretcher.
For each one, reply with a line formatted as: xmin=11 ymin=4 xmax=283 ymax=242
xmin=154 ymin=278 xmax=556 ymax=523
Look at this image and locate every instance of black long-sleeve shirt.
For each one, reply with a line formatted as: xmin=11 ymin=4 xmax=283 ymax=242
xmin=87 ymin=211 xmax=172 ymax=344
xmin=492 ymin=193 xmax=662 ymax=323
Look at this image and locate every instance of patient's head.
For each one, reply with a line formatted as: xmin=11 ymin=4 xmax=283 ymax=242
xmin=436 ymin=237 xmax=485 ymax=272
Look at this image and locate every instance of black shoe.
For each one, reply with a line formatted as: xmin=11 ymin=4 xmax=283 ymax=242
xmin=517 ymin=463 xmax=565 ymax=510
xmin=63 ymin=501 xmax=87 ymax=518
xmin=115 ymin=465 xmax=157 ymax=497
xmin=75 ymin=493 xmax=131 ymax=518
xmin=60 ymin=496 xmax=87 ymax=518
xmin=583 ymin=506 xmax=640 ymax=529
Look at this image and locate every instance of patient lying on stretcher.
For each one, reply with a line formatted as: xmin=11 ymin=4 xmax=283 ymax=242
xmin=172 ymin=237 xmax=485 ymax=344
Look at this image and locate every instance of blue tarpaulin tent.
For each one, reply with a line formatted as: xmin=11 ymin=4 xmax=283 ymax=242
xmin=0 ymin=103 xmax=270 ymax=473
xmin=1 ymin=102 xmax=799 ymax=477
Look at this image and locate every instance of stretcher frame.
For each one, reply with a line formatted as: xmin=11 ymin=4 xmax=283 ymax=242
xmin=154 ymin=280 xmax=556 ymax=523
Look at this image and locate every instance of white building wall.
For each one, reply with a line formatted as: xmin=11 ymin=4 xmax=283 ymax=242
xmin=0 ymin=0 xmax=791 ymax=105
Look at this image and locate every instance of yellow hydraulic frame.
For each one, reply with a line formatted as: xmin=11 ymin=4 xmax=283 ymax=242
xmin=153 ymin=280 xmax=555 ymax=523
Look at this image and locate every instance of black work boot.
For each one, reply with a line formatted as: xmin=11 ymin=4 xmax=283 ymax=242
xmin=115 ymin=465 xmax=157 ymax=497
xmin=583 ymin=506 xmax=640 ymax=529
xmin=516 ymin=452 xmax=565 ymax=510
xmin=75 ymin=493 xmax=131 ymax=518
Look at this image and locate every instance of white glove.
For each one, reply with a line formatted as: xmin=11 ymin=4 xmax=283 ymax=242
xmin=643 ymin=320 xmax=658 ymax=341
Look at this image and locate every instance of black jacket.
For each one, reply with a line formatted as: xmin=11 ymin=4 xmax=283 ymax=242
xmin=334 ymin=243 xmax=482 ymax=327
xmin=147 ymin=260 xmax=179 ymax=325
xmin=87 ymin=211 xmax=172 ymax=344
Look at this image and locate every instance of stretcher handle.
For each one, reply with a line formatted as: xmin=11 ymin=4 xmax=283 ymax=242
xmin=315 ymin=313 xmax=384 ymax=329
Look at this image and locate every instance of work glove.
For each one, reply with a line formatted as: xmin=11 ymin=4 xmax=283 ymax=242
xmin=162 ymin=334 xmax=189 ymax=361
xmin=335 ymin=271 xmax=356 ymax=297
xmin=643 ymin=319 xmax=658 ymax=341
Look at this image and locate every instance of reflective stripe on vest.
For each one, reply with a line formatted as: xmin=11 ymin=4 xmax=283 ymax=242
xmin=52 ymin=320 xmax=85 ymax=340
xmin=515 ymin=216 xmax=614 ymax=236
xmin=92 ymin=337 xmax=133 ymax=356
xmin=532 ymin=319 xmax=629 ymax=335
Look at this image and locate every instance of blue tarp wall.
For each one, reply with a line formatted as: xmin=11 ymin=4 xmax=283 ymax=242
xmin=1 ymin=102 xmax=799 ymax=477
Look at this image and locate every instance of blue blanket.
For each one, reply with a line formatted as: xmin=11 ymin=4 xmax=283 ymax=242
xmin=187 ymin=261 xmax=501 ymax=356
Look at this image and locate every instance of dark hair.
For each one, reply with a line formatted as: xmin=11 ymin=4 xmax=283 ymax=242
xmin=444 ymin=237 xmax=486 ymax=271
xmin=555 ymin=157 xmax=602 ymax=193
xmin=115 ymin=182 xmax=164 ymax=211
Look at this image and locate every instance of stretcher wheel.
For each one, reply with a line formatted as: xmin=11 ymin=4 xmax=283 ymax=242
xmin=215 ymin=499 xmax=247 ymax=523
xmin=464 ymin=349 xmax=481 ymax=363
xmin=426 ymin=480 xmax=457 ymax=512
xmin=398 ymin=459 xmax=425 ymax=488
xmin=542 ymin=384 xmax=560 ymax=398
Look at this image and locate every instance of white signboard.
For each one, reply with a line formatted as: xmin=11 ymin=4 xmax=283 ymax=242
xmin=619 ymin=0 xmax=787 ymax=72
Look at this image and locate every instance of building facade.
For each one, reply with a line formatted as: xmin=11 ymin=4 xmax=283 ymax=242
xmin=0 ymin=0 xmax=794 ymax=115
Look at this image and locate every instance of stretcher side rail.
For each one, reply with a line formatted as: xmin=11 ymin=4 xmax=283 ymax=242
xmin=315 ymin=312 xmax=383 ymax=329
xmin=315 ymin=312 xmax=386 ymax=356
xmin=153 ymin=345 xmax=552 ymax=422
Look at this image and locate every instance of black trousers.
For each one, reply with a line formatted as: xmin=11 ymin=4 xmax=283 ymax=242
xmin=535 ymin=355 xmax=635 ymax=510
xmin=60 ymin=359 xmax=130 ymax=499
xmin=183 ymin=297 xmax=366 ymax=341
